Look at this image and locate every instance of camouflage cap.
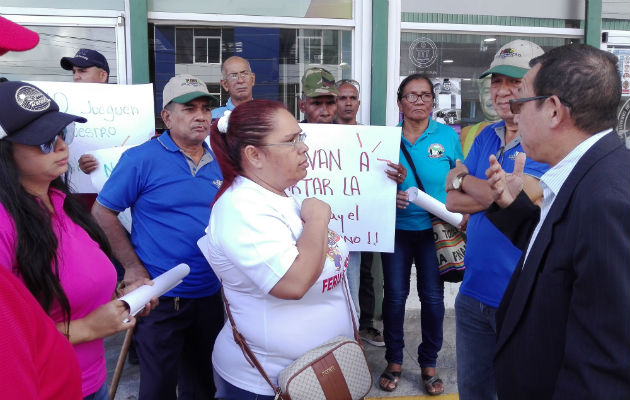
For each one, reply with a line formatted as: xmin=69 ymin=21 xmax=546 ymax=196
xmin=301 ymin=67 xmax=339 ymax=98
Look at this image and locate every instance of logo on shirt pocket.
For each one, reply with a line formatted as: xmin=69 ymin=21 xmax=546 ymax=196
xmin=427 ymin=143 xmax=445 ymax=158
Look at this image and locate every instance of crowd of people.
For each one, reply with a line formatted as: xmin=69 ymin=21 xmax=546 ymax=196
xmin=0 ymin=15 xmax=628 ymax=400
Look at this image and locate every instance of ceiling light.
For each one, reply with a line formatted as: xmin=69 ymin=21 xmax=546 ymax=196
xmin=443 ymin=59 xmax=454 ymax=63
xmin=484 ymin=38 xmax=497 ymax=42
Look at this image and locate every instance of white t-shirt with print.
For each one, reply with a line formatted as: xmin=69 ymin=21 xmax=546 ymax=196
xmin=204 ymin=176 xmax=354 ymax=396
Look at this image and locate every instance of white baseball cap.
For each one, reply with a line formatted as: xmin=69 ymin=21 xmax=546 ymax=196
xmin=479 ymin=40 xmax=544 ymax=79
xmin=162 ymin=74 xmax=218 ymax=109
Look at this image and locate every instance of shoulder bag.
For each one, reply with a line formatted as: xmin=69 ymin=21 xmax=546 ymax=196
xmin=399 ymin=141 xmax=466 ymax=283
xmin=221 ymin=274 xmax=372 ymax=400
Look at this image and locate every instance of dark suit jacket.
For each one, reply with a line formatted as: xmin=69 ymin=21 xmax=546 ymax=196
xmin=486 ymin=132 xmax=630 ymax=400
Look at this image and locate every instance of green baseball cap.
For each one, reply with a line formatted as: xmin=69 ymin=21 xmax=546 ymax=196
xmin=301 ymin=67 xmax=339 ymax=98
xmin=479 ymin=40 xmax=544 ymax=79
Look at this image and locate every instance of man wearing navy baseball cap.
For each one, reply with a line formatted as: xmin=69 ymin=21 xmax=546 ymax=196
xmin=60 ymin=48 xmax=110 ymax=83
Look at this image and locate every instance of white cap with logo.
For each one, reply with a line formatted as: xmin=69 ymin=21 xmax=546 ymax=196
xmin=162 ymin=74 xmax=218 ymax=109
xmin=479 ymin=40 xmax=544 ymax=79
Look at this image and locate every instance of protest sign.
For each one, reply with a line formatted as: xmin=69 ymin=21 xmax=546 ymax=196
xmin=289 ymin=124 xmax=400 ymax=252
xmin=89 ymin=146 xmax=134 ymax=232
xmin=89 ymin=146 xmax=133 ymax=192
xmin=29 ymin=81 xmax=155 ymax=193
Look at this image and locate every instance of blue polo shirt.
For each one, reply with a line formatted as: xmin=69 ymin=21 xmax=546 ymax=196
xmin=397 ymin=119 xmax=464 ymax=231
xmin=460 ymin=121 xmax=549 ymax=307
xmin=97 ymin=132 xmax=223 ymax=298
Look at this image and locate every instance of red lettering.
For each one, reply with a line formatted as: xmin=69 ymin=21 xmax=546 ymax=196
xmin=359 ymin=152 xmax=369 ymax=171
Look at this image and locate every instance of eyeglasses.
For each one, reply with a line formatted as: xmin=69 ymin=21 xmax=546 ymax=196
xmin=40 ymin=123 xmax=75 ymax=154
xmin=335 ymin=79 xmax=360 ymax=93
xmin=509 ymin=95 xmax=572 ymax=114
xmin=401 ymin=92 xmax=433 ymax=103
xmin=224 ymin=71 xmax=252 ymax=82
xmin=260 ymin=132 xmax=307 ymax=150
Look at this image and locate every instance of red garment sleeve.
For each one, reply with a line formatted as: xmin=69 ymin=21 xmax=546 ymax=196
xmin=0 ymin=267 xmax=82 ymax=400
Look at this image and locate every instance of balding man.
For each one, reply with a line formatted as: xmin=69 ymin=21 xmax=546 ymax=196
xmin=212 ymin=56 xmax=255 ymax=120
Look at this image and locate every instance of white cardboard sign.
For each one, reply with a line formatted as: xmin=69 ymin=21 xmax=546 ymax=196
xmin=29 ymin=81 xmax=155 ymax=193
xmin=289 ymin=124 xmax=401 ymax=252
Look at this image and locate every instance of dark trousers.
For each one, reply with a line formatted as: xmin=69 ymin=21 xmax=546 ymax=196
xmin=359 ymin=252 xmax=376 ymax=330
xmin=134 ymin=292 xmax=224 ymax=400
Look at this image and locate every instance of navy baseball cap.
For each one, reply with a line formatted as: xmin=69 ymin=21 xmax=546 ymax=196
xmin=60 ymin=48 xmax=110 ymax=74
xmin=0 ymin=81 xmax=86 ymax=145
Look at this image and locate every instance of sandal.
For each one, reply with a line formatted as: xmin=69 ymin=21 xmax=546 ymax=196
xmin=422 ymin=374 xmax=444 ymax=396
xmin=378 ymin=369 xmax=401 ymax=392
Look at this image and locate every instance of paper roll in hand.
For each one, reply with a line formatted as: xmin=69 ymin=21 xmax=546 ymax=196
xmin=406 ymin=187 xmax=463 ymax=227
xmin=119 ymin=263 xmax=190 ymax=318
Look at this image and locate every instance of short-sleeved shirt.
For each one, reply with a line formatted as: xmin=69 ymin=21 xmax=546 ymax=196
xmin=396 ymin=119 xmax=464 ymax=231
xmin=460 ymin=120 xmax=549 ymax=308
xmin=0 ymin=189 xmax=116 ymax=397
xmin=204 ymin=176 xmax=354 ymax=395
xmin=97 ymin=132 xmax=222 ymax=298
xmin=211 ymin=97 xmax=235 ymax=120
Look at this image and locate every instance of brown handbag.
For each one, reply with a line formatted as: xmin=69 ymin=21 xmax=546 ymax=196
xmin=221 ymin=275 xmax=373 ymax=400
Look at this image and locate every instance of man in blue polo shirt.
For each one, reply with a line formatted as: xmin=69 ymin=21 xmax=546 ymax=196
xmin=92 ymin=74 xmax=223 ymax=400
xmin=445 ymin=40 xmax=549 ymax=400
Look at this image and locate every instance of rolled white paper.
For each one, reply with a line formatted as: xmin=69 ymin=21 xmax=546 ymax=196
xmin=406 ymin=187 xmax=463 ymax=227
xmin=119 ymin=263 xmax=190 ymax=318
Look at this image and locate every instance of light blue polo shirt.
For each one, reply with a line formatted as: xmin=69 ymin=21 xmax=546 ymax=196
xmin=211 ymin=97 xmax=235 ymax=120
xmin=97 ymin=132 xmax=223 ymax=298
xmin=460 ymin=120 xmax=549 ymax=307
xmin=396 ymin=119 xmax=464 ymax=231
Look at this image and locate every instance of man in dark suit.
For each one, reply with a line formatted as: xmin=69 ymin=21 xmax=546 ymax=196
xmin=484 ymin=43 xmax=629 ymax=400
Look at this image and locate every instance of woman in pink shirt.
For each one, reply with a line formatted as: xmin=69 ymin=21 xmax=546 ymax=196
xmin=0 ymin=81 xmax=150 ymax=399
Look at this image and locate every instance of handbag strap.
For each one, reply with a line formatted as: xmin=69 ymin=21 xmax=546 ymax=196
xmin=400 ymin=141 xmax=439 ymax=221
xmin=399 ymin=140 xmax=426 ymax=192
xmin=221 ymin=287 xmax=283 ymax=397
xmin=221 ymin=269 xmax=362 ymax=396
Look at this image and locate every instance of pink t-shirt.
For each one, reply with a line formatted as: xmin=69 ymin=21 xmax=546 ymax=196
xmin=0 ymin=189 xmax=117 ymax=397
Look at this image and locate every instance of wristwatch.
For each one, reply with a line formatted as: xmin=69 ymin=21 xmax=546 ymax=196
xmin=452 ymin=173 xmax=468 ymax=191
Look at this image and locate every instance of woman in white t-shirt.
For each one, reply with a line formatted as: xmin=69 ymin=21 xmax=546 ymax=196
xmin=203 ymin=100 xmax=354 ymax=399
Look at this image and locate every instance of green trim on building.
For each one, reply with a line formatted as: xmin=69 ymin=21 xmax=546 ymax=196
xmin=585 ymin=0 xmax=603 ymax=47
xmin=603 ymin=19 xmax=630 ymax=30
xmin=370 ymin=0 xmax=388 ymax=126
xmin=401 ymin=12 xmax=580 ymax=28
xmin=129 ymin=0 xmax=150 ymax=84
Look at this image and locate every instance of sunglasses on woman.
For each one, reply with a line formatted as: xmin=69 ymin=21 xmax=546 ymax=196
xmin=40 ymin=123 xmax=75 ymax=154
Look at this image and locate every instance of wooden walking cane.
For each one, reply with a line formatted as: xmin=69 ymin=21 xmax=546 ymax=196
xmin=109 ymin=326 xmax=135 ymax=400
